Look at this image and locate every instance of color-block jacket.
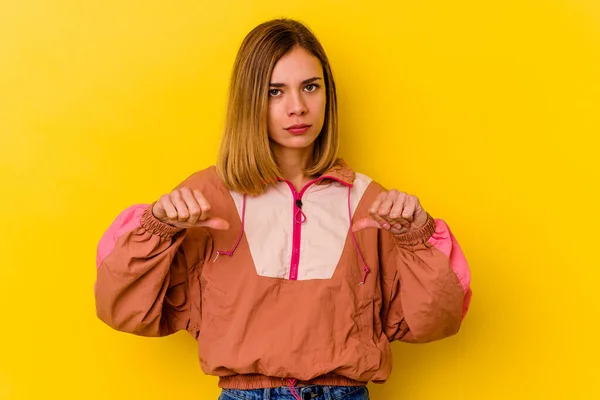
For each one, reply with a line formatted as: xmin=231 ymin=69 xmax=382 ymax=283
xmin=94 ymin=160 xmax=472 ymax=389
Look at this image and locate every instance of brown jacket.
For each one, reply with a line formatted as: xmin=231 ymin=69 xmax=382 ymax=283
xmin=95 ymin=160 xmax=472 ymax=389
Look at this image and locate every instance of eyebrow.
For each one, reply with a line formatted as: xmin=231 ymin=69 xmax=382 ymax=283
xmin=269 ymin=77 xmax=322 ymax=88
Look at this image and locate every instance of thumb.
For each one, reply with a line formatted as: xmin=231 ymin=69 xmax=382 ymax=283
xmin=196 ymin=217 xmax=230 ymax=231
xmin=351 ymin=217 xmax=382 ymax=233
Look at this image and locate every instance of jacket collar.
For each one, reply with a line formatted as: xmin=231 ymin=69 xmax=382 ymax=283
xmin=316 ymin=158 xmax=355 ymax=187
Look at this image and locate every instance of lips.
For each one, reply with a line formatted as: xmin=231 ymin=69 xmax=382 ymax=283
xmin=285 ymin=124 xmax=312 ymax=134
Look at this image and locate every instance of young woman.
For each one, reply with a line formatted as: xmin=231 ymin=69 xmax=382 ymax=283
xmin=95 ymin=18 xmax=472 ymax=400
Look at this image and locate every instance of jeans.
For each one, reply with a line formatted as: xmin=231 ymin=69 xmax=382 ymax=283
xmin=219 ymin=385 xmax=369 ymax=400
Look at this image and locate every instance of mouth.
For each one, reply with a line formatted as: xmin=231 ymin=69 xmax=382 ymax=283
xmin=285 ymin=124 xmax=312 ymax=134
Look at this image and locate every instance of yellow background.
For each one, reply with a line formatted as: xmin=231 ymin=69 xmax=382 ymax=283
xmin=1 ymin=0 xmax=599 ymax=399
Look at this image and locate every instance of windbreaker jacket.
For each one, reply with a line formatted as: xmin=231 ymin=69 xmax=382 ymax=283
xmin=95 ymin=160 xmax=472 ymax=389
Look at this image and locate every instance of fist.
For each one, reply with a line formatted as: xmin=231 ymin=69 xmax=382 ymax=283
xmin=152 ymin=187 xmax=230 ymax=230
xmin=352 ymin=190 xmax=428 ymax=235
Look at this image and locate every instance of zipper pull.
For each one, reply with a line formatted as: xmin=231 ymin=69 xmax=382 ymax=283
xmin=294 ymin=199 xmax=306 ymax=223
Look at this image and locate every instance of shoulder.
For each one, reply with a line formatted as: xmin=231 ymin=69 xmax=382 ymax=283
xmin=351 ymin=172 xmax=388 ymax=211
xmin=175 ymin=166 xmax=221 ymax=189
xmin=175 ymin=166 xmax=231 ymax=199
xmin=352 ymin=172 xmax=386 ymax=195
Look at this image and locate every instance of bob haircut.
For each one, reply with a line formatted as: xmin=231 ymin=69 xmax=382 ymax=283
xmin=216 ymin=18 xmax=339 ymax=196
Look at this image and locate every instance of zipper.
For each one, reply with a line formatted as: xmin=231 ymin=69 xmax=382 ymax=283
xmin=282 ymin=176 xmax=352 ymax=280
xmin=283 ymin=178 xmax=318 ymax=280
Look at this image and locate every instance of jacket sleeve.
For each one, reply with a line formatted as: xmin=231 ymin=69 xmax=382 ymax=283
xmin=94 ymin=203 xmax=211 ymax=337
xmin=379 ymin=214 xmax=472 ymax=343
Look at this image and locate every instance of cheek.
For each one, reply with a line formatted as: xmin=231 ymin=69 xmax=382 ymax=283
xmin=267 ymin=103 xmax=278 ymax=131
xmin=315 ymin=94 xmax=327 ymax=119
xmin=317 ymin=91 xmax=326 ymax=110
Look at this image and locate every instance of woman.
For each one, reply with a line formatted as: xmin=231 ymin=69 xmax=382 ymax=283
xmin=95 ymin=18 xmax=472 ymax=400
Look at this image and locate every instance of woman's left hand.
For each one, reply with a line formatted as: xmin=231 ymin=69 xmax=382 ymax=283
xmin=352 ymin=190 xmax=429 ymax=235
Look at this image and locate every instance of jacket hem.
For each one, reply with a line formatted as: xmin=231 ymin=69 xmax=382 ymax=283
xmin=218 ymin=373 xmax=366 ymax=389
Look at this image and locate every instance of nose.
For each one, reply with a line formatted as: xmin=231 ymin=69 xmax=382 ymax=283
xmin=286 ymin=91 xmax=307 ymax=116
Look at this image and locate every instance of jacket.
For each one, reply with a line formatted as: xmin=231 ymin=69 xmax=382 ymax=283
xmin=94 ymin=159 xmax=472 ymax=389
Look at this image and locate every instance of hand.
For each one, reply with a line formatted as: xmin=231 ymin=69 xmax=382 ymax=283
xmin=152 ymin=187 xmax=230 ymax=230
xmin=352 ymin=190 xmax=428 ymax=235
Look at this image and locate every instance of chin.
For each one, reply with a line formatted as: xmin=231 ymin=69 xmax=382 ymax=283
xmin=287 ymin=137 xmax=319 ymax=149
xmin=271 ymin=134 xmax=319 ymax=150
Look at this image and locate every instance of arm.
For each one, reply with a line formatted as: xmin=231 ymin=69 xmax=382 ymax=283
xmin=379 ymin=214 xmax=472 ymax=343
xmin=95 ymin=204 xmax=211 ymax=337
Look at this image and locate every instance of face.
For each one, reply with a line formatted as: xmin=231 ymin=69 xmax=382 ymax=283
xmin=267 ymin=46 xmax=326 ymax=154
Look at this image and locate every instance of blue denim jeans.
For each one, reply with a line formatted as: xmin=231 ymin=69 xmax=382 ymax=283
xmin=219 ymin=385 xmax=369 ymax=400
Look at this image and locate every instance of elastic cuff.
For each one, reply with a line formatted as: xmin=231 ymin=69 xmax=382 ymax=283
xmin=140 ymin=203 xmax=183 ymax=238
xmin=394 ymin=213 xmax=436 ymax=245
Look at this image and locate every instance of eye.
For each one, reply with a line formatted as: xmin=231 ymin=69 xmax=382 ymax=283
xmin=269 ymin=89 xmax=282 ymax=97
xmin=304 ymin=83 xmax=320 ymax=92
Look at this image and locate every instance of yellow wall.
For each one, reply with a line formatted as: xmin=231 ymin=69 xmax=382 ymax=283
xmin=1 ymin=1 xmax=599 ymax=399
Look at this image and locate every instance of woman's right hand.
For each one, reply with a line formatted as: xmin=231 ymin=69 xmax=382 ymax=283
xmin=152 ymin=188 xmax=230 ymax=230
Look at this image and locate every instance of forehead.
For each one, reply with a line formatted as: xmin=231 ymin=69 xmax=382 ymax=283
xmin=270 ymin=47 xmax=323 ymax=82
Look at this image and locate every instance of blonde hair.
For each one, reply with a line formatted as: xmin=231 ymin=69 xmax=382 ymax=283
xmin=216 ymin=19 xmax=339 ymax=196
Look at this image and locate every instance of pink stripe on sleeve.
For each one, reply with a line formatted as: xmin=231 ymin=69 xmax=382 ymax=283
xmin=428 ymin=219 xmax=472 ymax=317
xmin=96 ymin=204 xmax=149 ymax=268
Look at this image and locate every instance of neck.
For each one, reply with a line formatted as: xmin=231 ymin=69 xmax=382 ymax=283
xmin=271 ymin=144 xmax=315 ymax=191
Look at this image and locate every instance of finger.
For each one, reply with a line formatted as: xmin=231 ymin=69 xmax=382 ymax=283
xmin=181 ymin=188 xmax=201 ymax=224
xmin=377 ymin=190 xmax=398 ymax=217
xmin=192 ymin=189 xmax=211 ymax=219
xmin=171 ymin=190 xmax=190 ymax=222
xmin=366 ymin=192 xmax=389 ymax=228
xmin=198 ymin=217 xmax=230 ymax=231
xmin=368 ymin=192 xmax=387 ymax=214
xmin=387 ymin=215 xmax=411 ymax=228
xmin=351 ymin=217 xmax=383 ymax=233
xmin=411 ymin=197 xmax=424 ymax=220
xmin=160 ymin=195 xmax=178 ymax=220
xmin=391 ymin=222 xmax=404 ymax=231
xmin=389 ymin=192 xmax=407 ymax=219
xmin=389 ymin=224 xmax=408 ymax=235
xmin=372 ymin=213 xmax=391 ymax=230
xmin=401 ymin=196 xmax=417 ymax=221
